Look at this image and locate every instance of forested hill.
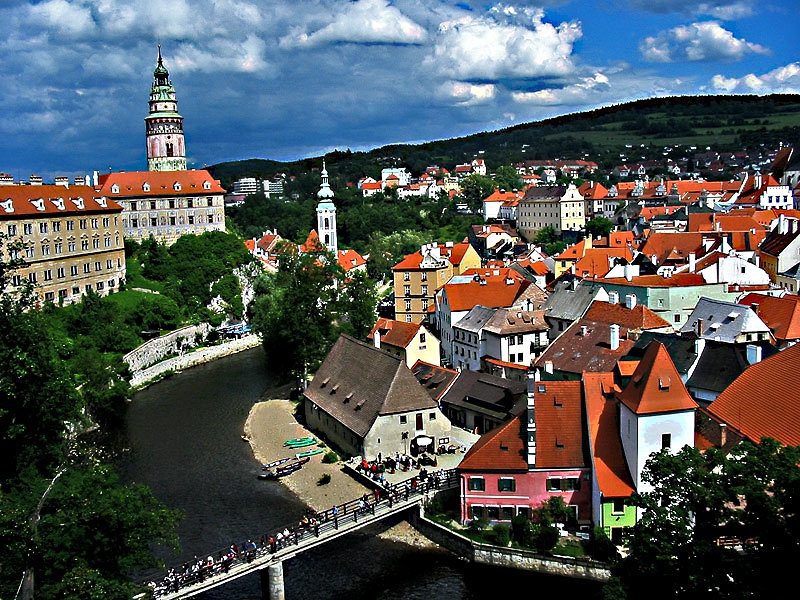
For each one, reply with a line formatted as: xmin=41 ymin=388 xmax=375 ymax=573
xmin=209 ymin=93 xmax=800 ymax=190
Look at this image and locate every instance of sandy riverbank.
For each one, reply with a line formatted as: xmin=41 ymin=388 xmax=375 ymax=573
xmin=243 ymin=395 xmax=437 ymax=547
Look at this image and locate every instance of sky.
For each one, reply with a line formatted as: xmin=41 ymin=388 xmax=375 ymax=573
xmin=1 ymin=0 xmax=798 ymax=181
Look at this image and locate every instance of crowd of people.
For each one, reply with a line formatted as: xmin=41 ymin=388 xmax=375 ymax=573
xmin=146 ymin=468 xmax=454 ymax=597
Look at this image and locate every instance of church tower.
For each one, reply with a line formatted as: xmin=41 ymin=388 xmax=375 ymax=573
xmin=145 ymin=45 xmax=187 ymax=172
xmin=316 ymin=160 xmax=338 ymax=254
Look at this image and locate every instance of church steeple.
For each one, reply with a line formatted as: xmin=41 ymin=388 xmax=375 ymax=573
xmin=145 ymin=45 xmax=187 ymax=172
xmin=316 ymin=160 xmax=338 ymax=255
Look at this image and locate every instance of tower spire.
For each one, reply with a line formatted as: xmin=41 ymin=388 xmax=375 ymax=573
xmin=146 ymin=45 xmax=186 ymax=171
xmin=316 ymin=159 xmax=337 ymax=254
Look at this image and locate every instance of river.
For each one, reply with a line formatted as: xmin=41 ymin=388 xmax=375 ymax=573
xmin=117 ymin=347 xmax=603 ymax=599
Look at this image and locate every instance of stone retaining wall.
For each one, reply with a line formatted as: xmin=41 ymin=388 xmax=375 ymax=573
xmin=128 ymin=333 xmax=262 ymax=389
xmin=123 ymin=324 xmax=212 ymax=373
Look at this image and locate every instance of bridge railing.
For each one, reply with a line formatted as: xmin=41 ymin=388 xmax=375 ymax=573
xmin=141 ymin=469 xmax=459 ymax=598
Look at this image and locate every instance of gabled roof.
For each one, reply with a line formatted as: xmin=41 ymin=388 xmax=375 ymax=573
xmin=617 ymin=341 xmax=698 ymax=415
xmin=686 ymin=341 xmax=754 ymax=395
xmin=758 ymin=225 xmax=800 ymax=257
xmin=337 ymin=248 xmax=366 ymax=272
xmin=542 ymin=280 xmax=600 ymax=321
xmin=483 ymin=306 xmax=549 ymax=335
xmin=707 ymin=343 xmax=800 ymax=446
xmin=368 ymin=318 xmax=421 ymax=350
xmin=410 ymin=360 xmax=459 ymax=402
xmin=639 ymin=232 xmax=705 ymax=265
xmin=679 ymin=297 xmax=771 ymax=342
xmin=584 ymin=299 xmax=671 ymax=331
xmin=741 ymin=293 xmax=800 ymax=342
xmin=304 ymin=335 xmax=438 ymax=438
xmin=536 ymin=318 xmax=635 ymax=376
xmin=442 ymin=274 xmax=531 ymax=313
xmin=458 ymin=411 xmax=529 ymax=472
xmin=626 ymin=331 xmax=699 ymax=377
xmin=573 ymin=248 xmax=634 ymax=278
xmin=584 ymin=372 xmax=635 ymax=498
xmin=453 ymin=305 xmax=497 ymax=334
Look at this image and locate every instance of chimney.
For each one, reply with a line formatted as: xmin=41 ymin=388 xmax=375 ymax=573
xmin=609 ymin=323 xmax=620 ymax=351
xmin=608 ymin=290 xmax=619 ymax=305
xmin=544 ymin=361 xmax=553 ymax=374
xmin=625 ymin=294 xmax=637 ymax=309
xmin=581 ymin=325 xmax=589 ymax=337
xmin=696 ymin=318 xmax=704 ymax=336
xmin=373 ymin=330 xmax=381 ymax=349
xmin=719 ymin=423 xmax=727 ymax=447
xmin=688 ymin=252 xmax=696 ymax=273
xmin=624 ymin=263 xmax=632 ymax=281
xmin=746 ymin=344 xmax=762 ymax=365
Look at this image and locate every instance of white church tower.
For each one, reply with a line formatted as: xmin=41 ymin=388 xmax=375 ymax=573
xmin=316 ymin=160 xmax=338 ymax=255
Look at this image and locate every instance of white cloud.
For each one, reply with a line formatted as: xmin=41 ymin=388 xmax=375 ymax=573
xmin=710 ymin=62 xmax=800 ymax=92
xmin=511 ymin=72 xmax=611 ymax=106
xmin=436 ymin=81 xmax=496 ymax=106
xmin=640 ymin=21 xmax=769 ymax=63
xmin=426 ymin=6 xmax=581 ymax=81
xmin=279 ymin=0 xmax=427 ymax=48
xmin=173 ymin=35 xmax=271 ymax=74
xmin=27 ymin=0 xmax=96 ymax=37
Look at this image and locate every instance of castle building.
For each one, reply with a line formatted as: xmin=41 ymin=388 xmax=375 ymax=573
xmin=0 ymin=185 xmax=126 ymax=305
xmin=96 ymin=47 xmax=226 ymax=245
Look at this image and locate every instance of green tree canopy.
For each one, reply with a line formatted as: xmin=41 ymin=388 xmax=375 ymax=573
xmin=534 ymin=226 xmax=567 ymax=256
xmin=585 ymin=217 xmax=614 ymax=239
xmin=459 ymin=173 xmax=496 ymax=213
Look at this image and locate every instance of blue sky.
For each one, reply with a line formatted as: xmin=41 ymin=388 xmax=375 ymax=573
xmin=1 ymin=0 xmax=798 ymax=181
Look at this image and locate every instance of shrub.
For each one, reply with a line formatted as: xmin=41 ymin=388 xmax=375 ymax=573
xmin=317 ymin=473 xmax=331 ymax=486
xmin=322 ymin=451 xmax=339 ymax=464
xmin=584 ymin=526 xmax=620 ymax=563
xmin=489 ymin=523 xmax=510 ymax=547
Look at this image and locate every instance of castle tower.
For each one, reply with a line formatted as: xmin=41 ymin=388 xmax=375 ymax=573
xmin=316 ymin=160 xmax=337 ymax=254
xmin=145 ymin=45 xmax=187 ymax=172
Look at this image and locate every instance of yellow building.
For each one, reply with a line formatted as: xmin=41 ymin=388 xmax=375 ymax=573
xmin=392 ymin=241 xmax=481 ymax=323
xmin=517 ymin=183 xmax=586 ymax=242
xmin=0 ymin=184 xmax=126 ymax=305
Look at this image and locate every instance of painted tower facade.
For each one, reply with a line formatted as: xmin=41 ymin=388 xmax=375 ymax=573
xmin=145 ymin=46 xmax=187 ymax=172
xmin=316 ymin=161 xmax=338 ymax=254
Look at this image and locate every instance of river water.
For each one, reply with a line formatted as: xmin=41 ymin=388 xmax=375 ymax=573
xmin=117 ymin=347 xmax=603 ymax=599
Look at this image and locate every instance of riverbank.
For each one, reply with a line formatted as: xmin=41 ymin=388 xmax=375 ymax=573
xmin=244 ymin=397 xmax=438 ymax=547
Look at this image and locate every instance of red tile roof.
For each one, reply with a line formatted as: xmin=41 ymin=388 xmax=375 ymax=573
xmin=584 ymin=300 xmax=671 ymax=330
xmin=639 ymin=232 xmax=705 ymax=265
xmin=337 ymin=248 xmax=366 ymax=272
xmin=617 ymin=341 xmax=698 ymax=415
xmin=368 ymin=318 xmax=420 ymax=349
xmin=0 ymin=184 xmax=122 ymax=214
xmin=739 ymin=293 xmax=800 ymax=342
xmin=584 ymin=372 xmax=636 ymax=498
xmin=530 ymin=380 xmax=587 ymax=468
xmin=97 ymin=169 xmax=226 ymax=196
xmin=573 ymin=248 xmax=634 ymax=278
xmin=443 ymin=275 xmax=531 ymax=312
xmin=708 ymin=343 xmax=800 ymax=446
xmin=458 ymin=411 xmax=529 ymax=472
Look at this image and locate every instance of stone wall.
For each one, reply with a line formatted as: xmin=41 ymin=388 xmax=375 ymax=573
xmin=123 ymin=324 xmax=212 ymax=373
xmin=410 ymin=506 xmax=611 ymax=583
xmin=128 ymin=333 xmax=261 ymax=389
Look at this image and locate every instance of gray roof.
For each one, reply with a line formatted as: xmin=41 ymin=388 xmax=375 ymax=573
xmin=626 ymin=331 xmax=699 ymax=376
xmin=454 ymin=305 xmax=498 ymax=334
xmin=483 ymin=307 xmax=549 ymax=335
xmin=679 ymin=297 xmax=770 ymax=343
xmin=522 ymin=185 xmax=567 ymax=202
xmin=304 ymin=335 xmax=438 ymax=437
xmin=543 ymin=280 xmax=599 ymax=322
xmin=439 ymin=370 xmax=526 ymax=421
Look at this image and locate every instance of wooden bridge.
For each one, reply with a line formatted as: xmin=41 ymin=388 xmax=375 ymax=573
xmin=142 ymin=469 xmax=459 ymax=600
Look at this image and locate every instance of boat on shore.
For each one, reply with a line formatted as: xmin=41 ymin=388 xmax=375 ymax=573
xmin=284 ymin=437 xmax=316 ymax=447
xmin=262 ymin=456 xmax=293 ymax=470
xmin=258 ymin=457 xmax=310 ymax=480
xmin=295 ymin=448 xmax=325 ymax=458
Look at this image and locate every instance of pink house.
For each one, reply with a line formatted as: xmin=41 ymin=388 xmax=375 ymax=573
xmin=457 ymin=379 xmax=591 ymax=526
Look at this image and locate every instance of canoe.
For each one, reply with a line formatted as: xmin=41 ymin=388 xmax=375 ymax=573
xmin=295 ymin=448 xmax=324 ymax=458
xmin=285 ymin=439 xmax=317 ymax=448
xmin=284 ymin=437 xmax=316 ymax=446
xmin=258 ymin=457 xmax=310 ymax=480
xmin=262 ymin=456 xmax=293 ymax=470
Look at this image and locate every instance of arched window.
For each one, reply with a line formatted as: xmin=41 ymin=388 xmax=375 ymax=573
xmin=324 ymin=217 xmax=329 ymax=228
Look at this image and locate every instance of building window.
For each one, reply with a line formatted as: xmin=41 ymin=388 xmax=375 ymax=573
xmin=66 ymin=220 xmax=74 ymax=231
xmin=662 ymin=433 xmax=671 ymax=450
xmin=43 ymin=269 xmax=52 ymax=281
xmin=403 ymin=271 xmax=410 ymax=281
xmin=421 ymin=271 xmax=428 ymax=282
xmin=501 ymin=506 xmax=514 ymax=520
xmin=55 ymin=243 xmax=62 ymax=254
xmin=612 ymin=498 xmax=626 ymax=515
xmin=399 ymin=415 xmax=407 ymax=425
xmin=44 ymin=291 xmax=55 ymax=302
xmin=470 ymin=505 xmax=484 ymax=520
xmin=404 ymin=285 xmax=411 ymax=296
xmin=79 ymin=219 xmax=87 ymax=229
xmin=547 ymin=477 xmax=581 ymax=492
xmin=420 ymin=333 xmax=426 ymax=343
xmin=422 ymin=299 xmax=429 ymax=311
xmin=7 ymin=224 xmax=17 ymax=236
xmin=70 ymin=265 xmax=78 ymax=276
xmin=405 ymin=314 xmax=412 ymax=323
xmin=498 ymin=478 xmax=516 ymax=492
xmin=81 ymin=240 xmax=89 ymax=251
xmin=23 ymin=223 xmax=33 ymax=235
xmin=468 ymin=477 xmax=485 ymax=491
xmin=57 ymin=267 xmax=65 ymax=278
xmin=486 ymin=506 xmax=500 ymax=520
xmin=39 ymin=222 xmax=48 ymax=234
xmin=405 ymin=299 xmax=411 ymax=312
xmin=429 ymin=412 xmax=436 ymax=421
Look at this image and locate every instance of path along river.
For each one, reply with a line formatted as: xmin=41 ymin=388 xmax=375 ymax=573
xmin=117 ymin=346 xmax=602 ymax=599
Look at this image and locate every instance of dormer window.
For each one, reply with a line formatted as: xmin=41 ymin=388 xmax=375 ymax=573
xmin=203 ymin=181 xmax=211 ymax=190
xmin=95 ymin=196 xmax=107 ymax=208
xmin=173 ymin=182 xmax=182 ymax=191
xmin=30 ymin=198 xmax=45 ymax=211
xmin=51 ymin=197 xmax=65 ymax=210
xmin=72 ymin=197 xmax=84 ymax=210
xmin=0 ymin=199 xmax=13 ymax=213
xmin=111 ymin=184 xmax=119 ymax=194
xmin=143 ymin=183 xmax=151 ymax=192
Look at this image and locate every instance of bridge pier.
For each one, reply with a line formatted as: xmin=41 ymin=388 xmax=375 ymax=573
xmin=260 ymin=561 xmax=285 ymax=600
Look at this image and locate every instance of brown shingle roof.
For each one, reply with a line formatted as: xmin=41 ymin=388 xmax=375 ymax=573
xmin=304 ymin=335 xmax=437 ymax=438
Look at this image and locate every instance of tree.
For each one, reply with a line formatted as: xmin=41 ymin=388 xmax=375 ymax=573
xmin=609 ymin=440 xmax=800 ymax=600
xmin=585 ymin=217 xmax=614 ymax=239
xmin=534 ymin=226 xmax=567 ymax=256
xmin=459 ymin=174 xmax=496 ymax=213
xmin=337 ymin=270 xmax=378 ymax=341
xmin=493 ymin=165 xmax=523 ymax=192
xmin=250 ymin=243 xmax=344 ymax=383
